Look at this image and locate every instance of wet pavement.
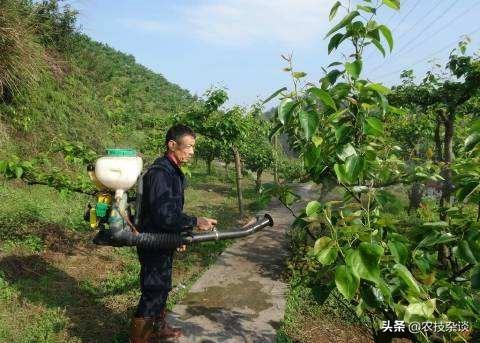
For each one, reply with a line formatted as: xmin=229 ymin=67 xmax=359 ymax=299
xmin=168 ymin=183 xmax=316 ymax=343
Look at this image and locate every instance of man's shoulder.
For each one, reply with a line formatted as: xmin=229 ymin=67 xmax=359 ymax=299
xmin=149 ymin=157 xmax=173 ymax=172
xmin=144 ymin=157 xmax=174 ymax=181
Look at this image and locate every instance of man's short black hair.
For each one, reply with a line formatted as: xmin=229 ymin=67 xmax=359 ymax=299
xmin=165 ymin=124 xmax=196 ymax=147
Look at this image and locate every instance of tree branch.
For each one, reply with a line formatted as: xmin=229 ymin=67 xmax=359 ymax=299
xmin=25 ymin=179 xmax=96 ymax=196
xmin=341 ymin=183 xmax=362 ymax=204
xmin=448 ymin=263 xmax=473 ymax=282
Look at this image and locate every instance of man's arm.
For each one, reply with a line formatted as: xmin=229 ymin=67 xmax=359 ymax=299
xmin=147 ymin=169 xmax=197 ymax=233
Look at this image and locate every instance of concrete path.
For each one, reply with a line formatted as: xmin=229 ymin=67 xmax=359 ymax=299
xmin=168 ymin=183 xmax=316 ymax=343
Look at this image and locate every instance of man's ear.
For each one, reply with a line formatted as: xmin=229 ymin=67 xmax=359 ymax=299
xmin=167 ymin=140 xmax=177 ymax=151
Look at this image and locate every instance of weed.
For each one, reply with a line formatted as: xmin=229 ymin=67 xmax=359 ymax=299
xmin=2 ymin=234 xmax=44 ymax=253
xmin=0 ymin=271 xmax=18 ymax=301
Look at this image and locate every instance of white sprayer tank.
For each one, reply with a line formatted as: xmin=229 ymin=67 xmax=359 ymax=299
xmin=95 ymin=149 xmax=143 ymax=199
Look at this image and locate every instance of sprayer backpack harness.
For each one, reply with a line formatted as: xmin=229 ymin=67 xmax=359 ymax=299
xmin=133 ymin=164 xmax=162 ymax=229
xmin=86 ymin=149 xmax=274 ymax=250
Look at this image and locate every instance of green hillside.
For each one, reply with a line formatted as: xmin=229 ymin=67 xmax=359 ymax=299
xmin=0 ymin=0 xmax=194 ymax=169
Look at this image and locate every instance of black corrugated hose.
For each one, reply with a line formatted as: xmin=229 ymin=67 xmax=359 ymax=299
xmin=93 ymin=214 xmax=273 ymax=249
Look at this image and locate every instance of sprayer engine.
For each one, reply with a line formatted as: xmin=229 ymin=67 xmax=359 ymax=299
xmin=84 ymin=189 xmax=112 ymax=230
xmin=85 ymin=148 xmax=274 ymax=249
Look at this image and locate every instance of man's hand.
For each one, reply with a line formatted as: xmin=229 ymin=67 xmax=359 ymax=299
xmin=196 ymin=217 xmax=217 ymax=231
xmin=176 ymin=244 xmax=187 ymax=252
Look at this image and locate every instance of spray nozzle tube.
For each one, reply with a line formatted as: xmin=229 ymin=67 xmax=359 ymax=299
xmin=92 ymin=214 xmax=274 ymax=249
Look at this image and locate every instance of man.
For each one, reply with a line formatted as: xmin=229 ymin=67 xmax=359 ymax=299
xmin=130 ymin=124 xmax=217 ymax=343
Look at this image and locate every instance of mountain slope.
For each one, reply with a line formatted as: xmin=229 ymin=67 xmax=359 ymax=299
xmin=0 ymin=0 xmax=195 ymax=171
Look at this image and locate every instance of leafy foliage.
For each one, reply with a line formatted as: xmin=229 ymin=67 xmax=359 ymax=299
xmin=267 ymin=1 xmax=480 ymax=341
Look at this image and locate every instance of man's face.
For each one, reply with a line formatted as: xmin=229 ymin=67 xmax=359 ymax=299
xmin=168 ymin=134 xmax=196 ymax=164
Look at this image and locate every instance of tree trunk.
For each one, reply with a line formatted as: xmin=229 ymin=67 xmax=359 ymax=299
xmin=233 ymin=146 xmax=244 ymax=217
xmin=255 ymin=169 xmax=263 ymax=192
xmin=439 ymin=113 xmax=454 ymax=218
xmin=241 ymin=160 xmax=247 ymax=177
xmin=434 ymin=115 xmax=443 ymax=162
xmin=438 ymin=112 xmax=455 ymax=269
xmin=207 ymin=159 xmax=212 ymax=175
xmin=273 ymin=135 xmax=279 ymax=184
xmin=408 ymin=181 xmax=424 ymax=212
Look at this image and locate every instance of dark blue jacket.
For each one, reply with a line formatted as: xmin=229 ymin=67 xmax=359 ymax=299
xmin=137 ymin=155 xmax=197 ymax=262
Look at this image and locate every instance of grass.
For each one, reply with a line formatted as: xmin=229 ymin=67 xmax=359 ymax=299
xmin=277 ymin=276 xmax=372 ymax=343
xmin=0 ymin=161 xmax=264 ymax=342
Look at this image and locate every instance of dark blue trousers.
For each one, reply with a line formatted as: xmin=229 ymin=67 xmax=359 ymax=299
xmin=134 ymin=253 xmax=173 ymax=318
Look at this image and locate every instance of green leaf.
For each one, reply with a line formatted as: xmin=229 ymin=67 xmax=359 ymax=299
xmin=328 ymin=33 xmax=346 ymax=54
xmin=334 ymin=163 xmax=348 ymax=183
xmin=303 ymin=145 xmax=321 ymax=169
xmin=314 ymin=237 xmax=338 ymax=266
xmin=268 ymin=123 xmax=282 ymax=139
xmin=361 ymin=285 xmax=384 ymax=308
xmin=378 ymin=280 xmax=393 ymax=305
xmin=417 ymin=232 xmax=455 ymax=248
xmin=471 ymin=119 xmax=480 ymax=132
xmin=345 ymin=59 xmax=362 ymax=79
xmin=345 ymin=155 xmax=363 ymax=182
xmin=393 ymin=263 xmax=421 ymax=295
xmin=364 ymin=117 xmax=384 ymax=136
xmin=357 ymin=4 xmax=376 ymax=13
xmin=280 ymin=190 xmax=298 ymax=206
xmin=456 ymin=182 xmax=480 ymax=202
xmin=277 ymin=98 xmax=295 ymax=124
xmin=308 ymin=88 xmax=337 ymax=110
xmin=378 ymin=92 xmax=388 ymax=114
xmin=378 ymin=25 xmax=393 ymax=51
xmin=327 ymin=62 xmax=342 ymax=68
xmin=312 ymin=135 xmax=323 ymax=147
xmin=306 ymin=200 xmax=322 ymax=217
xmin=447 ymin=307 xmax=477 ymax=321
xmin=337 ymin=143 xmax=357 ymax=161
xmin=292 ymin=71 xmax=307 ymax=79
xmin=349 ymin=242 xmax=384 ymax=284
xmin=263 ymin=87 xmax=287 ymax=104
xmin=465 ymin=133 xmax=480 ymax=151
xmin=382 ymin=0 xmax=400 ymax=10
xmin=329 ymin=1 xmax=341 ymax=21
xmin=325 ymin=70 xmax=343 ymax=85
xmin=326 ymin=11 xmax=360 ymax=37
xmin=14 ymin=166 xmax=23 ymax=179
xmin=456 ymin=240 xmax=477 ymax=264
xmin=367 ymin=26 xmax=381 ymax=41
xmin=371 ymin=39 xmax=386 ymax=57
xmin=404 ymin=299 xmax=435 ymax=323
xmin=366 ymin=83 xmax=391 ymax=95
xmin=335 ymin=265 xmax=359 ymax=300
xmin=388 ymin=241 xmax=408 ymax=264
xmin=387 ymin=105 xmax=407 ymax=115
xmin=472 ymin=266 xmax=480 ymax=290
xmin=299 ymin=111 xmax=319 ymax=140
xmin=0 ymin=160 xmax=6 ymax=174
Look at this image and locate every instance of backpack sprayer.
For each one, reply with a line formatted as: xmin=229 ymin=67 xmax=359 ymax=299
xmin=84 ymin=149 xmax=274 ymax=249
